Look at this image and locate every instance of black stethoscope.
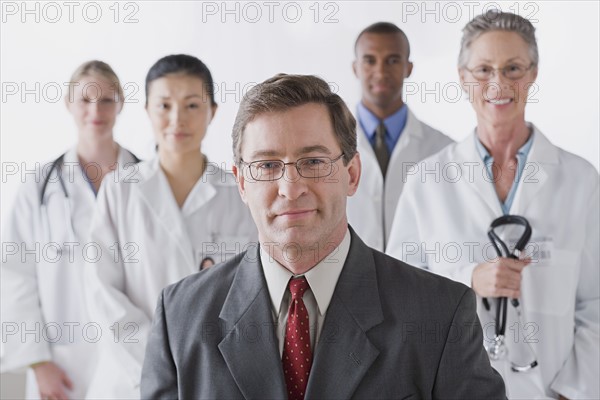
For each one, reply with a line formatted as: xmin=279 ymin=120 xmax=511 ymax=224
xmin=40 ymin=153 xmax=77 ymax=241
xmin=40 ymin=153 xmax=68 ymax=204
xmin=484 ymin=215 xmax=538 ymax=372
xmin=40 ymin=151 xmax=139 ymax=240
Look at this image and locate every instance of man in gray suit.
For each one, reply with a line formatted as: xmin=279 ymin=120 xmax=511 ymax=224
xmin=141 ymin=74 xmax=506 ymax=399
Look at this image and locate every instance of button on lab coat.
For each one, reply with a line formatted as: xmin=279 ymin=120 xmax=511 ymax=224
xmin=387 ymin=126 xmax=600 ymax=399
xmin=84 ymin=157 xmax=257 ymax=399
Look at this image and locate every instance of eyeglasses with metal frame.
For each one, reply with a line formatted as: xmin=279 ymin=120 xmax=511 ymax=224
xmin=239 ymin=153 xmax=345 ymax=181
xmin=465 ymin=63 xmax=535 ymax=81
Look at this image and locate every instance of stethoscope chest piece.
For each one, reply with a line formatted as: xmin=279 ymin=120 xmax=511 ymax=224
xmin=487 ymin=334 xmax=508 ymax=361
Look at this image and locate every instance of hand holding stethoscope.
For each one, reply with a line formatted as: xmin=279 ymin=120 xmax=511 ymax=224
xmin=472 ymin=220 xmax=532 ymax=301
xmin=480 ymin=215 xmax=538 ymax=373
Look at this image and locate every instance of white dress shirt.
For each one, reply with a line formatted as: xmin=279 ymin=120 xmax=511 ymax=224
xmin=260 ymin=229 xmax=351 ymax=356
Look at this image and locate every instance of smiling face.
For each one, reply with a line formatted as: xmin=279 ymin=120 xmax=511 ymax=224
xmin=67 ymin=74 xmax=121 ymax=140
xmin=459 ymin=30 xmax=538 ymax=127
xmin=233 ymin=103 xmax=361 ymax=257
xmin=146 ymin=73 xmax=216 ymax=156
xmin=353 ymin=32 xmax=413 ymax=117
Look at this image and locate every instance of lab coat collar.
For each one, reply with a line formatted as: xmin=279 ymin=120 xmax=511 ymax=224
xmin=387 ymin=108 xmax=425 ymax=164
xmin=356 ymin=107 xmax=425 ymax=150
xmin=135 ymin=155 xmax=220 ymax=269
xmin=526 ymin=124 xmax=560 ymax=165
xmin=63 ymin=146 xmax=94 ymax=197
xmin=356 ymin=107 xmax=425 ymax=186
xmin=454 ymin=131 xmax=505 ymax=216
xmin=402 ymin=108 xmax=427 ymax=139
xmin=456 ymin=123 xmax=558 ymax=165
xmin=454 ymin=123 xmax=554 ymax=216
xmin=61 ymin=144 xmax=134 ymax=198
xmin=135 ymin=155 xmax=220 ymax=217
xmin=509 ymin=124 xmax=554 ymax=215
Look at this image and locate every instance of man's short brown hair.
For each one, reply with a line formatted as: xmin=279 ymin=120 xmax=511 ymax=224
xmin=232 ymin=74 xmax=357 ymax=165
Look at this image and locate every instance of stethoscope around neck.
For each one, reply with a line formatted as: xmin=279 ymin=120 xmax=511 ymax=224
xmin=484 ymin=214 xmax=538 ymax=373
xmin=39 ymin=151 xmax=141 ymax=242
xmin=40 ymin=153 xmax=77 ymax=242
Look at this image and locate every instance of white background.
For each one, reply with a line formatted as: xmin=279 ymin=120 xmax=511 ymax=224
xmin=0 ymin=0 xmax=598 ymax=396
xmin=2 ymin=1 xmax=599 ymax=225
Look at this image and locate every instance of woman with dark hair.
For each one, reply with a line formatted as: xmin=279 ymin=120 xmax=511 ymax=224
xmin=1 ymin=60 xmax=139 ymax=400
xmin=84 ymin=54 xmax=256 ymax=398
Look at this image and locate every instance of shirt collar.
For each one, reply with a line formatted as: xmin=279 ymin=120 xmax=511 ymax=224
xmin=474 ymin=128 xmax=535 ymax=163
xmin=260 ymin=228 xmax=351 ymax=318
xmin=357 ymin=102 xmax=408 ymax=142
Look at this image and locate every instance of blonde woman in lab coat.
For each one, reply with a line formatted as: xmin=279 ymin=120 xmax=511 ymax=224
xmin=387 ymin=11 xmax=599 ymax=399
xmin=84 ymin=54 xmax=257 ymax=399
xmin=1 ymin=61 xmax=139 ymax=399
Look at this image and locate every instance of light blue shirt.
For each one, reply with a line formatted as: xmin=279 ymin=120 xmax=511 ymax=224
xmin=357 ymin=102 xmax=408 ymax=155
xmin=80 ymin=163 xmax=98 ymax=196
xmin=475 ymin=132 xmax=535 ymax=215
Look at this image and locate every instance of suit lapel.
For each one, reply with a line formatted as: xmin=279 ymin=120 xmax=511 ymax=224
xmin=305 ymin=230 xmax=383 ymax=399
xmin=218 ymin=245 xmax=287 ymax=399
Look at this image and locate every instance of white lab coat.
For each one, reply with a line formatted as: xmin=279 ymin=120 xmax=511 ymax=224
xmin=83 ymin=156 xmax=257 ymax=399
xmin=347 ymin=108 xmax=453 ymax=251
xmin=1 ymin=146 xmax=138 ymax=399
xmin=387 ymin=126 xmax=600 ymax=399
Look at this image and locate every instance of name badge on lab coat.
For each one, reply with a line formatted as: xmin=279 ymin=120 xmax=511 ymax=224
xmin=526 ymin=236 xmax=553 ymax=264
xmin=505 ymin=236 xmax=553 ymax=264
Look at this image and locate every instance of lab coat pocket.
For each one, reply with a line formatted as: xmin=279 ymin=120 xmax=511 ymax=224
xmin=522 ymin=249 xmax=579 ymax=316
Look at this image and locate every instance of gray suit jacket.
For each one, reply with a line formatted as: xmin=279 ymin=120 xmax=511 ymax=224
xmin=141 ymin=228 xmax=506 ymax=399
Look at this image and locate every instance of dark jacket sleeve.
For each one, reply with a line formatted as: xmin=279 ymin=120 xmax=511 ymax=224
xmin=141 ymin=291 xmax=179 ymax=399
xmin=433 ymin=288 xmax=507 ymax=399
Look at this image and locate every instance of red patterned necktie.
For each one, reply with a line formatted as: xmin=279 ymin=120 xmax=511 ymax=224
xmin=282 ymin=277 xmax=312 ymax=400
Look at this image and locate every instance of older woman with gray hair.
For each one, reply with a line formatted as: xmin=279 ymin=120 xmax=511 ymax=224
xmin=387 ymin=10 xmax=599 ymax=399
